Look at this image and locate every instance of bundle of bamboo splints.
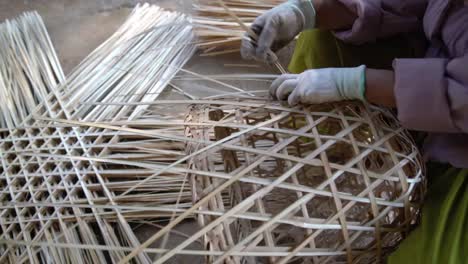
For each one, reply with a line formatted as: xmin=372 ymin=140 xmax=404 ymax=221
xmin=0 ymin=12 xmax=65 ymax=128
xmin=194 ymin=0 xmax=286 ymax=56
xmin=0 ymin=3 xmax=425 ymax=264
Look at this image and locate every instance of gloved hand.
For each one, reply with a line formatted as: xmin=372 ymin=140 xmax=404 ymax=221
xmin=270 ymin=65 xmax=367 ymax=106
xmin=241 ymin=0 xmax=316 ymax=63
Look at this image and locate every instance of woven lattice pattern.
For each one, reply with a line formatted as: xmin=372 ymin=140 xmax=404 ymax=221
xmin=0 ymin=5 xmax=196 ymax=263
xmin=183 ymin=99 xmax=425 ymax=264
xmin=0 ymin=124 xmax=191 ymax=263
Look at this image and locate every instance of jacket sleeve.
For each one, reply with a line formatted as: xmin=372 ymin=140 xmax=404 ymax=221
xmin=393 ymin=54 xmax=468 ymax=133
xmin=334 ymin=0 xmax=428 ymax=44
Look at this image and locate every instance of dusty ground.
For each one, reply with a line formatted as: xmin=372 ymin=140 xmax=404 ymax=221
xmin=0 ymin=1 xmax=292 ymax=262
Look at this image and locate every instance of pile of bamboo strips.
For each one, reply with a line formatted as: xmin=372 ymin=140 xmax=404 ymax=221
xmin=0 ymin=12 xmax=65 ymax=129
xmin=50 ymin=4 xmax=196 ymax=121
xmin=194 ymin=0 xmax=285 ymax=56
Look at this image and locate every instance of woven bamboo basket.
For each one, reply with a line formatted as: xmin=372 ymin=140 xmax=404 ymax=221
xmin=184 ymin=98 xmax=425 ymax=264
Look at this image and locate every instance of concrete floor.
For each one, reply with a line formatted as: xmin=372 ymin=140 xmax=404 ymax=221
xmin=0 ymin=1 xmax=292 ymax=262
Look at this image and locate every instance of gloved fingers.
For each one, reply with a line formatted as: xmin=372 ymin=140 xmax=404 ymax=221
xmin=270 ymin=74 xmax=298 ymax=99
xmin=250 ymin=20 xmax=264 ymax=36
xmin=241 ymin=33 xmax=256 ymax=60
xmin=271 ymin=38 xmax=290 ymax=53
xmin=288 ymin=86 xmax=302 ymax=106
xmin=276 ymin=79 xmax=298 ymax=101
xmin=256 ymin=20 xmax=279 ymax=62
xmin=241 ymin=16 xmax=265 ymax=60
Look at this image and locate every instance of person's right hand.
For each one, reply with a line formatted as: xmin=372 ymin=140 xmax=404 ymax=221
xmin=241 ymin=0 xmax=316 ymax=63
xmin=270 ymin=66 xmax=367 ymax=106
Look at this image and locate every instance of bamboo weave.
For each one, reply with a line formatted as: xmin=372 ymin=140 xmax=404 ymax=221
xmin=0 ymin=5 xmax=196 ymax=263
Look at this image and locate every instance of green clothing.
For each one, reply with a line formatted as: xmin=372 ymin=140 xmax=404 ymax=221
xmin=390 ymin=164 xmax=468 ymax=264
xmin=289 ymin=29 xmax=468 ymax=263
xmin=288 ymin=29 xmax=422 ymax=73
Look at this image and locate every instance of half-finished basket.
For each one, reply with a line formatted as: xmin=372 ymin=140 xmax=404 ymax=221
xmin=185 ymin=99 xmax=425 ymax=264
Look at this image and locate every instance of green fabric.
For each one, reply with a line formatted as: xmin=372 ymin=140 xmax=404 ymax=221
xmin=389 ymin=165 xmax=468 ymax=264
xmin=288 ymin=29 xmax=468 ymax=263
xmin=288 ymin=29 xmax=421 ymax=73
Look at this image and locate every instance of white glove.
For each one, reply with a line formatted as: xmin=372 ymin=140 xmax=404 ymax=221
xmin=241 ymin=0 xmax=316 ymax=63
xmin=270 ymin=65 xmax=367 ymax=106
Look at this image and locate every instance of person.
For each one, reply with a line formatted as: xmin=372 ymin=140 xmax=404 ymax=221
xmin=241 ymin=0 xmax=468 ymax=263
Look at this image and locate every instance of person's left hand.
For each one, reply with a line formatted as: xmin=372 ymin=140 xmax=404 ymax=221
xmin=270 ymin=66 xmax=367 ymax=106
xmin=241 ymin=0 xmax=316 ymax=63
